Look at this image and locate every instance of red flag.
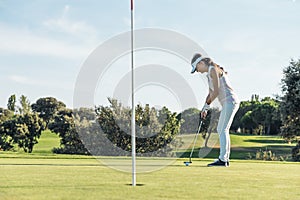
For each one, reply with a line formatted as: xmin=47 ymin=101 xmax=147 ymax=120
xmin=131 ymin=0 xmax=133 ymax=10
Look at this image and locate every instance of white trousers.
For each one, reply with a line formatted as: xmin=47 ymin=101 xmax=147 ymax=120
xmin=217 ymin=102 xmax=239 ymax=162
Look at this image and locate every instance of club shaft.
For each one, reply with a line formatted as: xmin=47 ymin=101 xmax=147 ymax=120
xmin=189 ymin=121 xmax=203 ymax=159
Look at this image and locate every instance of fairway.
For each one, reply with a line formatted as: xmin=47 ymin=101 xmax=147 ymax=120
xmin=178 ymin=133 xmax=295 ymax=160
xmin=0 ymin=157 xmax=299 ymax=200
xmin=1 ymin=132 xmax=299 ymax=199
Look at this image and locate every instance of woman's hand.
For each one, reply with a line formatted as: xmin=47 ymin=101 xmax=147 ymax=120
xmin=201 ymin=102 xmax=210 ymax=119
xmin=201 ymin=111 xmax=207 ymax=119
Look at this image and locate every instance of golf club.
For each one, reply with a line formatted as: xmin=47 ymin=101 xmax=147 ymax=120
xmin=184 ymin=117 xmax=203 ymax=166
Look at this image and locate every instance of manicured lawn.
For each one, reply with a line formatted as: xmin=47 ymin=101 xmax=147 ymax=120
xmin=0 ymin=131 xmax=299 ymax=199
xmin=21 ymin=130 xmax=296 ymax=160
xmin=178 ymin=133 xmax=296 ymax=160
xmin=0 ymin=158 xmax=299 ymax=200
xmin=33 ymin=130 xmax=60 ymax=154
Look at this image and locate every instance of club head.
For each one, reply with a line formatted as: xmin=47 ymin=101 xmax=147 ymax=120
xmin=183 ymin=161 xmax=192 ymax=166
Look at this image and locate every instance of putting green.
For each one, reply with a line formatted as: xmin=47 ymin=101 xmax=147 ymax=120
xmin=0 ymin=157 xmax=299 ymax=200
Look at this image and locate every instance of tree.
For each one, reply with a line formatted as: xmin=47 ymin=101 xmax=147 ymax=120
xmin=1 ymin=95 xmax=45 ymax=153
xmin=7 ymin=94 xmax=16 ymax=112
xmin=0 ymin=119 xmax=15 ymax=151
xmin=32 ymin=97 xmax=66 ymax=129
xmin=280 ymin=59 xmax=300 ymax=142
xmin=179 ymin=107 xmax=219 ymax=147
xmin=292 ymin=141 xmax=300 ymax=161
xmin=0 ymin=113 xmax=44 ymax=153
xmin=251 ymin=98 xmax=281 ymax=135
xmin=179 ymin=108 xmax=200 ymax=134
xmin=231 ymin=95 xmax=281 ymax=135
xmin=18 ymin=95 xmax=31 ymax=115
xmin=0 ymin=107 xmax=14 ymax=122
xmin=49 ymin=108 xmax=89 ymax=155
xmin=94 ymin=98 xmax=181 ymax=156
xmin=251 ymin=94 xmax=260 ymax=102
xmin=73 ymin=107 xmax=96 ymax=121
xmin=232 ymin=99 xmax=259 ymax=134
xmin=13 ymin=113 xmax=45 ymax=153
xmin=0 ymin=107 xmax=15 ymax=151
xmin=241 ymin=111 xmax=257 ymax=134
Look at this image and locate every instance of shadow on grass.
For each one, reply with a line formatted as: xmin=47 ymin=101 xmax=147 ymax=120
xmin=125 ymin=184 xmax=145 ymax=187
xmin=244 ymin=139 xmax=285 ymax=144
xmin=179 ymin=145 xmax=293 ymax=160
xmin=0 ymin=163 xmax=101 ymax=166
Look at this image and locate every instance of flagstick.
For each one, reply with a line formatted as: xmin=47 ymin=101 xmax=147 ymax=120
xmin=130 ymin=0 xmax=136 ymax=187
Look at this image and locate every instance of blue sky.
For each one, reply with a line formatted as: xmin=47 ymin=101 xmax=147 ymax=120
xmin=0 ymin=0 xmax=299 ymax=112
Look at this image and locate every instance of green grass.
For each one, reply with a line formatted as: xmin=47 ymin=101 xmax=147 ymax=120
xmin=0 ymin=131 xmax=299 ymax=199
xmin=33 ymin=130 xmax=60 ymax=154
xmin=2 ymin=130 xmax=296 ymax=161
xmin=229 ymin=134 xmax=295 ymax=160
xmin=0 ymin=158 xmax=299 ymax=200
xmin=178 ymin=133 xmax=296 ymax=160
xmin=4 ymin=130 xmax=61 ymax=157
xmin=2 ymin=131 xmax=296 ymax=161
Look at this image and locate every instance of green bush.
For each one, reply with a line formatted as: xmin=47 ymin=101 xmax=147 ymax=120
xmin=94 ymin=98 xmax=181 ymax=156
xmin=49 ymin=109 xmax=89 ymax=155
xmin=253 ymin=148 xmax=287 ymax=161
xmin=291 ymin=141 xmax=300 ymax=161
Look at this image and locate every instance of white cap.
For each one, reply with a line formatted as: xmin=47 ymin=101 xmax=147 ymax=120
xmin=191 ymin=56 xmax=202 ymax=73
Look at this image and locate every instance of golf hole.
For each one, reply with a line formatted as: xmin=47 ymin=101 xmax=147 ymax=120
xmin=126 ymin=184 xmax=145 ymax=187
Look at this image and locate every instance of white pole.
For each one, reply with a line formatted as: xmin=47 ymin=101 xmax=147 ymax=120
xmin=130 ymin=0 xmax=136 ymax=187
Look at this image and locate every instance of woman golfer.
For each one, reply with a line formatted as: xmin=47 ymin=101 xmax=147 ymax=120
xmin=191 ymin=53 xmax=239 ymax=167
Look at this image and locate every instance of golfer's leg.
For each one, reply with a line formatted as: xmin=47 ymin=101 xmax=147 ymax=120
xmin=217 ymin=103 xmax=235 ymax=162
xmin=217 ymin=107 xmax=228 ymax=162
xmin=227 ymin=132 xmax=231 ymax=161
xmin=226 ymin=103 xmax=239 ymax=161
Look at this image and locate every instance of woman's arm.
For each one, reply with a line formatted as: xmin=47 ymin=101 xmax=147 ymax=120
xmin=201 ymin=67 xmax=220 ymax=119
xmin=205 ymin=89 xmax=213 ymax=105
xmin=207 ymin=67 xmax=219 ymax=104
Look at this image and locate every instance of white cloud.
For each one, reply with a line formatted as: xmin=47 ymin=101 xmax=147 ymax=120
xmin=0 ymin=5 xmax=99 ymax=59
xmin=42 ymin=5 xmax=98 ymax=42
xmin=0 ymin=22 xmax=95 ymax=59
